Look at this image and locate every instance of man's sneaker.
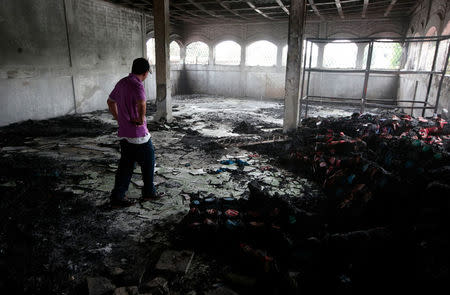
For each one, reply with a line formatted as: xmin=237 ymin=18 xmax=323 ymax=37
xmin=110 ymin=197 xmax=135 ymax=208
xmin=140 ymin=192 xmax=165 ymax=202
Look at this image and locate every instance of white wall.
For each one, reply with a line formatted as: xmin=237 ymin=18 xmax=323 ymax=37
xmin=0 ymin=0 xmax=146 ymax=126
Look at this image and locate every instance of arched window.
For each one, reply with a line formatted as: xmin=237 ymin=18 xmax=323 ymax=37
xmin=246 ymin=40 xmax=277 ymax=66
xmin=282 ymin=42 xmax=318 ymax=67
xmin=146 ymin=38 xmax=155 ymax=65
xmin=369 ymin=40 xmax=402 ymax=69
xmin=185 ymin=41 xmax=209 ymax=65
xmin=324 ymin=41 xmax=357 ymax=68
xmin=214 ymin=41 xmax=241 ymax=65
xmin=170 ymin=41 xmax=181 ymax=63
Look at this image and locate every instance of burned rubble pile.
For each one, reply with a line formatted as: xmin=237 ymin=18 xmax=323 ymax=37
xmin=179 ymin=182 xmax=323 ymax=294
xmin=289 ymin=112 xmax=450 ymax=230
xmin=232 ymin=121 xmax=262 ymax=134
xmin=0 ymin=113 xmax=116 ymax=146
xmin=286 ymin=113 xmax=450 ymax=289
xmin=179 ymin=112 xmax=450 ymax=293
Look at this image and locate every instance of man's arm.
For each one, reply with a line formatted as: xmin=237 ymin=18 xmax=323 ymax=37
xmin=135 ymin=99 xmax=146 ymax=126
xmin=107 ymin=98 xmax=119 ymax=121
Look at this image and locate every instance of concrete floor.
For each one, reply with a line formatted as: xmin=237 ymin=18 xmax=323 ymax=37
xmin=0 ymin=95 xmax=327 ymax=293
xmin=1 ymin=95 xmax=449 ymax=294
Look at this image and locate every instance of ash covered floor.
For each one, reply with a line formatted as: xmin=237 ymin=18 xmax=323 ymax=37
xmin=0 ymin=95 xmax=449 ymax=294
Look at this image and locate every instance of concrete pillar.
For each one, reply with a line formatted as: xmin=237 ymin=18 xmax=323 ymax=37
xmin=318 ymin=21 xmax=327 ymax=38
xmin=153 ymin=0 xmax=172 ymax=122
xmin=283 ymin=0 xmax=307 ymax=132
xmin=356 ymin=43 xmax=367 ymax=69
xmin=141 ymin=13 xmax=146 ymax=58
xmin=240 ymin=43 xmax=246 ymax=67
xmin=276 ymin=44 xmax=283 ymax=68
xmin=180 ymin=44 xmax=186 ymax=64
xmin=240 ymin=43 xmax=247 ymax=97
xmin=316 ymin=43 xmax=325 ymax=68
xmin=208 ymin=44 xmax=214 ymax=66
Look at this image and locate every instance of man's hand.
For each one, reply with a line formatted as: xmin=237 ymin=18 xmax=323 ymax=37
xmin=131 ymin=118 xmax=144 ymax=126
xmin=135 ymin=99 xmax=146 ymax=126
xmin=107 ymin=98 xmax=119 ymax=121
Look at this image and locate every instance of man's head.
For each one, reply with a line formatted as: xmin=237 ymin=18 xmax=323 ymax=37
xmin=132 ymin=58 xmax=150 ymax=81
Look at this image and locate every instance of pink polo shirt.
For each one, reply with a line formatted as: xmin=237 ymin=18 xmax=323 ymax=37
xmin=109 ymin=73 xmax=149 ymax=138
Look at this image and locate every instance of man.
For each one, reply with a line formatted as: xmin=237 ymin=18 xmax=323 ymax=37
xmin=107 ymin=58 xmax=158 ymax=207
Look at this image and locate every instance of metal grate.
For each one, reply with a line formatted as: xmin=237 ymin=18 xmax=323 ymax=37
xmin=301 ymin=36 xmax=450 ymax=118
xmin=146 ymin=39 xmax=183 ymax=64
xmin=304 ymin=41 xmax=318 ymax=68
xmin=185 ymin=41 xmax=209 ymax=65
xmin=170 ymin=41 xmax=181 ymax=63
xmin=214 ymin=41 xmax=241 ymax=65
xmin=370 ymin=41 xmax=402 ymax=69
xmin=282 ymin=42 xmax=318 ymax=67
xmin=323 ymin=41 xmax=358 ymax=68
xmin=246 ymin=40 xmax=277 ymax=67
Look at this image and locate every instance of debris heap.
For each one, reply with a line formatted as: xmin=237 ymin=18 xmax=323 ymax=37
xmin=180 ymin=112 xmax=450 ymax=293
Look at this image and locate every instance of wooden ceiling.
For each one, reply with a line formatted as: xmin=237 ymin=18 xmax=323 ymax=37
xmin=106 ymin=0 xmax=419 ymax=24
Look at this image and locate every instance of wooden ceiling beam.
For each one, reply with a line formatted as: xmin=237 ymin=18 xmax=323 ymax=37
xmin=246 ymin=1 xmax=275 ymax=20
xmin=307 ymin=0 xmax=324 ymax=20
xmin=171 ymin=3 xmax=202 ymax=18
xmin=186 ymin=0 xmax=222 ymax=18
xmin=362 ymin=0 xmax=369 ymax=18
xmin=315 ymin=0 xmax=358 ymax=6
xmin=335 ymin=0 xmax=344 ymax=19
xmin=216 ymin=0 xmax=248 ymax=19
xmin=316 ymin=1 xmax=412 ymax=13
xmin=275 ymin=0 xmax=290 ymax=15
xmin=108 ymin=0 xmax=416 ymax=23
xmin=384 ymin=0 xmax=398 ymax=17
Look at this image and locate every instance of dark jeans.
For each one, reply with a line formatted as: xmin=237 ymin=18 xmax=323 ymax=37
xmin=111 ymin=138 xmax=156 ymax=200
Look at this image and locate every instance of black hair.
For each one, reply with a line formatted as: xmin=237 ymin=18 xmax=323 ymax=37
xmin=131 ymin=58 xmax=150 ymax=75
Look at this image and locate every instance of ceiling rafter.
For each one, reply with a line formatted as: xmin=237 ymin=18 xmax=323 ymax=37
xmin=275 ymin=0 xmax=289 ymax=15
xmin=105 ymin=0 xmax=418 ymax=24
xmin=312 ymin=0 xmax=358 ymax=6
xmin=362 ymin=0 xmax=369 ymax=18
xmin=216 ymin=0 xmax=248 ymax=19
xmin=137 ymin=0 xmax=201 ymax=25
xmin=138 ymin=0 xmax=153 ymax=11
xmin=171 ymin=11 xmax=208 ymax=24
xmin=318 ymin=2 xmax=412 ymax=14
xmin=120 ymin=0 xmax=147 ymax=11
xmin=246 ymin=1 xmax=275 ymax=20
xmin=170 ymin=2 xmax=212 ymax=24
xmin=335 ymin=0 xmax=345 ymax=19
xmin=171 ymin=3 xmax=201 ymax=18
xmin=384 ymin=0 xmax=398 ymax=17
xmin=186 ymin=0 xmax=222 ymax=18
xmin=307 ymin=0 xmax=324 ymax=20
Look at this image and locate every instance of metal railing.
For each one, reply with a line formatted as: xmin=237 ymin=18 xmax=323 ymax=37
xmin=299 ymin=35 xmax=450 ymax=118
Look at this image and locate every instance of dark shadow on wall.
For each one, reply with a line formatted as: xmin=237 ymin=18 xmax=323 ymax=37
xmin=176 ymin=64 xmax=192 ymax=95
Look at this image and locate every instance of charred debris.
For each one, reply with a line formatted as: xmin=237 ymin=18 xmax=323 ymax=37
xmin=1 ymin=105 xmax=449 ymax=294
